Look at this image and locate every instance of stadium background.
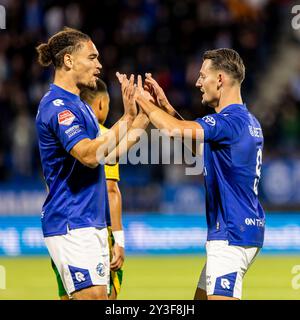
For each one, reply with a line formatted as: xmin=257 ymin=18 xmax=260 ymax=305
xmin=0 ymin=0 xmax=300 ymax=299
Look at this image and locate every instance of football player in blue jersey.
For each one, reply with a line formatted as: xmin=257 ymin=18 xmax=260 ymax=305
xmin=35 ymin=27 xmax=141 ymax=300
xmin=134 ymin=48 xmax=265 ymax=300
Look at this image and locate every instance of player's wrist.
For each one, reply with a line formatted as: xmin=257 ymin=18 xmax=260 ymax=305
xmin=112 ymin=230 xmax=125 ymax=248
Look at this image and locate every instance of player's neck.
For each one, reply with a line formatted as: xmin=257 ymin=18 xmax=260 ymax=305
xmin=53 ymin=72 xmax=80 ymax=96
xmin=215 ymin=87 xmax=243 ymax=113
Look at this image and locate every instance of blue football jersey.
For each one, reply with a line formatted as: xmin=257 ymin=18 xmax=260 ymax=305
xmin=36 ymin=84 xmax=110 ymax=237
xmin=195 ymin=104 xmax=265 ymax=247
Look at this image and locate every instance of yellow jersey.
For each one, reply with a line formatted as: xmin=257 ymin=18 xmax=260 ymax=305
xmin=99 ymin=124 xmax=120 ymax=181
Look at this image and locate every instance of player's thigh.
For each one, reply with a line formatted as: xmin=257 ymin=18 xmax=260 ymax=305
xmin=45 ymin=227 xmax=110 ymax=298
xmin=205 ymin=240 xmax=259 ymax=300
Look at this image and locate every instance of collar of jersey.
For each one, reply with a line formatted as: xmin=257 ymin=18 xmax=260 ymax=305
xmin=50 ymin=84 xmax=81 ymax=103
xmin=220 ymin=103 xmax=247 ymax=114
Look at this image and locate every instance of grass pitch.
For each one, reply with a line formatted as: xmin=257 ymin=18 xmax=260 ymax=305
xmin=0 ymin=255 xmax=299 ymax=300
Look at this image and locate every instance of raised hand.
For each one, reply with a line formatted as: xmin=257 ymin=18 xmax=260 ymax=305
xmin=144 ymin=73 xmax=170 ymax=108
xmin=144 ymin=73 xmax=183 ymax=119
xmin=116 ymin=72 xmax=137 ymax=118
xmin=135 ymin=74 xmax=155 ymax=103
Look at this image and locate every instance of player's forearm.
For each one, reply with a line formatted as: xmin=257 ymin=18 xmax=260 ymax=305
xmin=162 ymin=102 xmax=180 ymax=118
xmin=136 ymin=95 xmax=204 ymax=141
xmin=95 ymin=113 xmax=135 ymax=164
xmin=71 ymin=114 xmax=134 ymax=168
xmin=104 ymin=112 xmax=150 ymax=164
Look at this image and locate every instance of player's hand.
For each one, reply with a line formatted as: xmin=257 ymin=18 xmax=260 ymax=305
xmin=116 ymin=72 xmax=137 ymax=118
xmin=110 ymin=244 xmax=125 ymax=271
xmin=135 ymin=74 xmax=155 ymax=103
xmin=144 ymin=73 xmax=175 ymax=116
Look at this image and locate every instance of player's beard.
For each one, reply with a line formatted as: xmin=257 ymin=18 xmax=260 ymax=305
xmin=77 ymin=78 xmax=98 ymax=91
xmin=201 ymin=92 xmax=217 ymax=108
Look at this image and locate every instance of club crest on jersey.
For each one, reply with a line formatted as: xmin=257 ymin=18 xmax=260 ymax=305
xmin=96 ymin=263 xmax=105 ymax=277
xmin=202 ymin=115 xmax=216 ymax=126
xmin=58 ymin=110 xmax=75 ymax=126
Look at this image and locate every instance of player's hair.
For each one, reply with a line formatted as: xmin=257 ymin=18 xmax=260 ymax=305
xmin=36 ymin=27 xmax=90 ymax=68
xmin=80 ymin=79 xmax=108 ymax=105
xmin=203 ymin=48 xmax=245 ymax=84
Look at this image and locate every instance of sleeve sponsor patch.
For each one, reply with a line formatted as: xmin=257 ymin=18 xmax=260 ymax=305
xmin=65 ymin=125 xmax=81 ymax=138
xmin=202 ymin=115 xmax=216 ymax=126
xmin=58 ymin=110 xmax=75 ymax=126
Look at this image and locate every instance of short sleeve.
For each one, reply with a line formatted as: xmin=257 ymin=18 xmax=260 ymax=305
xmin=46 ymin=102 xmax=90 ymax=152
xmin=195 ymin=113 xmax=245 ymax=144
xmin=104 ymin=163 xmax=120 ymax=181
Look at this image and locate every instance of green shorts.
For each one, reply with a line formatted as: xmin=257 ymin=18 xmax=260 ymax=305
xmin=51 ymin=227 xmax=123 ymax=298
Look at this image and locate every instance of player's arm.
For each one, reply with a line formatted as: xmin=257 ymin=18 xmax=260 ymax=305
xmin=70 ymin=75 xmax=137 ymax=168
xmin=135 ymin=74 xmax=204 ymax=140
xmin=106 ymin=179 xmax=124 ymax=271
xmin=136 ymin=92 xmax=204 ymax=140
xmin=144 ymin=73 xmax=204 ymax=157
xmin=104 ymin=109 xmax=149 ymax=164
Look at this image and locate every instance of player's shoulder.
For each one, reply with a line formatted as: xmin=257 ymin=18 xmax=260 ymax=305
xmin=37 ymin=89 xmax=81 ymax=125
xmin=39 ymin=91 xmax=76 ymax=111
xmin=219 ymin=104 xmax=254 ymax=124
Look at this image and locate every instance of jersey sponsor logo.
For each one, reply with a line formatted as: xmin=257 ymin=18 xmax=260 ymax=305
xmin=221 ymin=278 xmax=230 ymax=290
xmin=245 ymin=218 xmax=265 ymax=227
xmin=202 ymin=116 xmax=216 ymax=126
xmin=96 ymin=263 xmax=105 ymax=277
xmin=65 ymin=125 xmax=81 ymax=138
xmin=58 ymin=110 xmax=75 ymax=126
xmin=75 ymin=272 xmax=86 ymax=282
xmin=53 ymin=99 xmax=65 ymax=106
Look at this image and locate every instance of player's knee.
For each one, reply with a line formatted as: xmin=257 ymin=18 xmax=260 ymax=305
xmin=88 ymin=287 xmax=108 ymax=300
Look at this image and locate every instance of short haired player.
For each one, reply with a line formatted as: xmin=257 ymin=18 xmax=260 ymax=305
xmin=134 ymin=48 xmax=265 ymax=300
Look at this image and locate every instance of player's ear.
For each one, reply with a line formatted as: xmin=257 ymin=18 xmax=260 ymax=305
xmin=99 ymin=96 xmax=103 ymax=111
xmin=217 ymin=73 xmax=223 ymax=90
xmin=63 ymin=53 xmax=73 ymax=69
